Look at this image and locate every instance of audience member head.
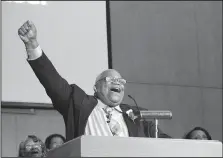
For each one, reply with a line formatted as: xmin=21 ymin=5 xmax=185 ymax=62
xmin=22 ymin=135 xmax=47 ymax=157
xmin=184 ymin=127 xmax=212 ymax=140
xmin=45 ymin=134 xmax=65 ymax=150
xmin=94 ymin=69 xmax=126 ymax=107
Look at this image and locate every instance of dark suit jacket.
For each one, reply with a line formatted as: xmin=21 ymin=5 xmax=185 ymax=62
xmin=28 ymin=52 xmax=171 ymax=141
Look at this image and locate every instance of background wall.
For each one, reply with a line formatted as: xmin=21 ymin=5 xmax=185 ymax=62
xmin=1 ymin=1 xmax=222 ymax=157
xmin=110 ymin=1 xmax=222 ymax=141
xmin=2 ymin=1 xmax=108 ymax=103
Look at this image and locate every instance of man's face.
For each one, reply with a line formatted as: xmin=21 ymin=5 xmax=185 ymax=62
xmin=24 ymin=139 xmax=43 ymax=157
xmin=49 ymin=137 xmax=64 ymax=150
xmin=95 ymin=70 xmax=126 ymax=107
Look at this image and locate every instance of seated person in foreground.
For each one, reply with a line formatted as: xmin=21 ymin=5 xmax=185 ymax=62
xmin=183 ymin=127 xmax=212 ymax=140
xmin=19 ymin=135 xmax=47 ymax=157
xmin=45 ymin=134 xmax=65 ymax=151
xmin=18 ymin=20 xmax=171 ymax=141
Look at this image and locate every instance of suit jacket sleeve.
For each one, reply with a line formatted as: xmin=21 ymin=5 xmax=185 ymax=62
xmin=28 ymin=52 xmax=73 ymax=116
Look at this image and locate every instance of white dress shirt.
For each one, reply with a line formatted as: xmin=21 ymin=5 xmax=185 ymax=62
xmin=84 ymin=100 xmax=129 ymax=137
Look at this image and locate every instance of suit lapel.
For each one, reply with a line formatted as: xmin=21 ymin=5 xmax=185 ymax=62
xmin=120 ymin=104 xmax=139 ymax=137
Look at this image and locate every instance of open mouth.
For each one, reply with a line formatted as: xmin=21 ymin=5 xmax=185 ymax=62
xmin=31 ymin=150 xmax=39 ymax=155
xmin=110 ymin=87 xmax=121 ymax=93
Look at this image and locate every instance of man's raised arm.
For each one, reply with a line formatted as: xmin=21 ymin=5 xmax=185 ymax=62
xmin=18 ymin=20 xmax=72 ymax=115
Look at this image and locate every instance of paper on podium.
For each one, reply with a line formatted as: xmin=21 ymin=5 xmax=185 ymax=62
xmin=47 ymin=136 xmax=222 ymax=157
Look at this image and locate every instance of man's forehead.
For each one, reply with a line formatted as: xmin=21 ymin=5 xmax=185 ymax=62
xmin=103 ymin=70 xmax=121 ymax=77
xmin=96 ymin=69 xmax=122 ymax=82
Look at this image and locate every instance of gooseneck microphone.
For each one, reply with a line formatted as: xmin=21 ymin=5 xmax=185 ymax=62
xmin=127 ymin=95 xmax=172 ymax=138
xmin=127 ymin=95 xmax=173 ymax=120
xmin=127 ymin=95 xmax=173 ymax=138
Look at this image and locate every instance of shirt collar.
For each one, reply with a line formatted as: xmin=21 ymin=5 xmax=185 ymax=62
xmin=97 ymin=99 xmax=122 ymax=112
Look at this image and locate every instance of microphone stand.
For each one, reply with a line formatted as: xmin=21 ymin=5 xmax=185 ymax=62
xmin=155 ymin=119 xmax=158 ymax=138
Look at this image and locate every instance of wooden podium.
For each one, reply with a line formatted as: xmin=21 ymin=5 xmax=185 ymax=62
xmin=46 ymin=136 xmax=222 ymax=157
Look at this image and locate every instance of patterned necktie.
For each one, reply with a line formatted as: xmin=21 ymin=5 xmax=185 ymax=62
xmin=103 ymin=107 xmax=122 ymax=136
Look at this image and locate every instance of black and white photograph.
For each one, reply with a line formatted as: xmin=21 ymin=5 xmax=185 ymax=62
xmin=1 ymin=1 xmax=222 ymax=157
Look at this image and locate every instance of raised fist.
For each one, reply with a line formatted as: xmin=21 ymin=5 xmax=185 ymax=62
xmin=18 ymin=20 xmax=37 ymax=44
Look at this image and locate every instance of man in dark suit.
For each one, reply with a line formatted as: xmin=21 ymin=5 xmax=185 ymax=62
xmin=18 ymin=20 xmax=171 ymax=141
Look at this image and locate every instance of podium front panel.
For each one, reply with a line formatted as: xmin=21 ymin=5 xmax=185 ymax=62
xmin=81 ymin=136 xmax=222 ymax=157
xmin=47 ymin=136 xmax=222 ymax=157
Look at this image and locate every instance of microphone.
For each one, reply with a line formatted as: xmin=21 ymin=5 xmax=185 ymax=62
xmin=140 ymin=110 xmax=172 ymax=120
xmin=127 ymin=95 xmax=172 ymax=120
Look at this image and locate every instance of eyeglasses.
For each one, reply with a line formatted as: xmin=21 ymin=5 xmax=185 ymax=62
xmin=25 ymin=144 xmax=41 ymax=150
xmin=98 ymin=76 xmax=126 ymax=85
